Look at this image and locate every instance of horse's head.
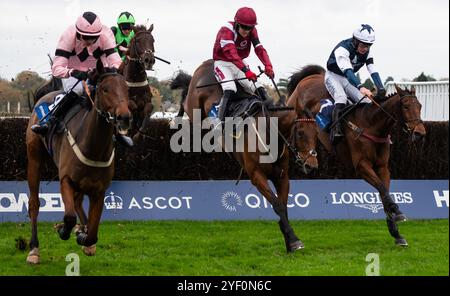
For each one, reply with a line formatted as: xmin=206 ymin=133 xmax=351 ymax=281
xmin=291 ymin=110 xmax=319 ymax=174
xmin=92 ymin=60 xmax=132 ymax=135
xmin=394 ymin=84 xmax=426 ymax=142
xmin=129 ymin=24 xmax=155 ymax=70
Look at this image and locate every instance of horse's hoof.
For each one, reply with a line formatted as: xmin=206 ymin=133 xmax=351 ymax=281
xmin=58 ymin=227 xmax=71 ymax=240
xmin=394 ymin=213 xmax=407 ymax=223
xmin=287 ymin=240 xmax=304 ymax=252
xmin=395 ymin=238 xmax=408 ymax=247
xmin=26 ymin=248 xmax=40 ymax=264
xmin=82 ymin=244 xmax=96 ymax=256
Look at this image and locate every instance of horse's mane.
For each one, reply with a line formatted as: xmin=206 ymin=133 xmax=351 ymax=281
xmin=287 ymin=65 xmax=326 ymax=96
xmin=133 ymin=25 xmax=149 ymax=33
xmin=383 ymin=86 xmax=413 ymax=102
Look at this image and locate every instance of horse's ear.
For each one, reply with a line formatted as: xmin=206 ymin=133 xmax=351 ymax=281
xmin=96 ymin=59 xmax=105 ymax=74
xmin=148 ymin=24 xmax=154 ymax=33
xmin=410 ymin=85 xmax=416 ymax=94
xmin=394 ymin=83 xmax=403 ymax=94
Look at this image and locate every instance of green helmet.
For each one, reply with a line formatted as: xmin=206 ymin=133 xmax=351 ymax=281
xmin=117 ymin=12 xmax=135 ymax=25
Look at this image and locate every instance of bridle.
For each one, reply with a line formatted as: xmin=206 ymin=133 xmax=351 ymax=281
xmin=278 ymin=117 xmax=317 ymax=173
xmin=127 ymin=31 xmax=155 ymax=67
xmin=398 ymin=94 xmax=423 ymax=133
xmin=84 ymin=72 xmax=129 ymax=127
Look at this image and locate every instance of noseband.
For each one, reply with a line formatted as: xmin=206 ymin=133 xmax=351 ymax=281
xmin=86 ymin=72 xmax=128 ymax=127
xmin=277 ymin=117 xmax=317 ymax=173
xmin=127 ymin=31 xmax=155 ymax=66
xmin=398 ymin=94 xmax=423 ymax=133
xmin=290 ymin=118 xmax=318 ymax=168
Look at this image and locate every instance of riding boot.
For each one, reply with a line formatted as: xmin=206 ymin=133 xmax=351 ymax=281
xmin=218 ymin=90 xmax=235 ymax=122
xmin=114 ymin=134 xmax=134 ymax=147
xmin=31 ymin=91 xmax=78 ymax=135
xmin=31 ymin=117 xmax=53 ymax=135
xmin=256 ymin=87 xmax=274 ymax=107
xmin=331 ymin=103 xmax=345 ymax=144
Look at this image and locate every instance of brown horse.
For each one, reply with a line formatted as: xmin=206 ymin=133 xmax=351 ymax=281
xmin=26 ymin=60 xmax=131 ymax=264
xmin=120 ymin=25 xmax=155 ymax=137
xmin=287 ymin=65 xmax=427 ymax=246
xmin=171 ymin=60 xmax=318 ymax=252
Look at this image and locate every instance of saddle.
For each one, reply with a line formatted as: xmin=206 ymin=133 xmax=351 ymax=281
xmin=227 ymin=95 xmax=264 ymax=119
xmin=209 ymin=83 xmax=265 ymax=120
xmin=43 ymin=93 xmax=91 ymax=156
xmin=316 ymin=98 xmax=369 ymax=132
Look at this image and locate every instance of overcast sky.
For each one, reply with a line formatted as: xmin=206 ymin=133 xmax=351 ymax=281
xmin=0 ymin=0 xmax=448 ymax=85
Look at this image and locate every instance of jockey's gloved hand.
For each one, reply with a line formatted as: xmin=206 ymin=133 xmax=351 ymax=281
xmin=264 ymin=65 xmax=274 ymax=79
xmin=70 ymin=69 xmax=89 ymax=81
xmin=245 ymin=69 xmax=258 ymax=82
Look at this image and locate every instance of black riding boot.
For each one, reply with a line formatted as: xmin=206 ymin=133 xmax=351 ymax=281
xmin=218 ymin=90 xmax=235 ymax=122
xmin=30 ymin=117 xmax=53 ymax=135
xmin=256 ymin=87 xmax=274 ymax=106
xmin=331 ymin=103 xmax=345 ymax=144
xmin=31 ymin=91 xmax=78 ymax=135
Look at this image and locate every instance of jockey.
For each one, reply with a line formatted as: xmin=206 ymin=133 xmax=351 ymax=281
xmin=31 ymin=11 xmax=133 ymax=147
xmin=213 ymin=7 xmax=275 ymax=121
xmin=325 ymin=24 xmax=386 ymax=144
xmin=111 ymin=11 xmax=136 ymax=61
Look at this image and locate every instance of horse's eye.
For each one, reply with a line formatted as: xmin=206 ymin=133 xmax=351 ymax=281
xmin=102 ymin=87 xmax=109 ymax=93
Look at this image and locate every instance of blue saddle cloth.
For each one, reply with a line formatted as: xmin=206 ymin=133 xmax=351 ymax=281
xmin=315 ymin=99 xmax=334 ymax=131
xmin=34 ymin=93 xmax=66 ymax=123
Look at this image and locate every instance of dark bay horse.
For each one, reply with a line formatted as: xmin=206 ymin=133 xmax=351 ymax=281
xmin=287 ymin=65 xmax=427 ymax=246
xmin=171 ymin=60 xmax=318 ymax=252
xmin=26 ymin=60 xmax=131 ymax=264
xmin=120 ymin=25 xmax=155 ymax=139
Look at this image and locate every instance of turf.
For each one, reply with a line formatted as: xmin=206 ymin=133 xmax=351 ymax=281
xmin=0 ymin=219 xmax=448 ymax=276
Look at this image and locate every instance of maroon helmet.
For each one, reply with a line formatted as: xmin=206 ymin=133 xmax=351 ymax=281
xmin=234 ymin=7 xmax=258 ymax=26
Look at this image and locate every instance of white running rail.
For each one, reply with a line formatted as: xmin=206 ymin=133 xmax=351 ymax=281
xmin=385 ymin=81 xmax=449 ymax=121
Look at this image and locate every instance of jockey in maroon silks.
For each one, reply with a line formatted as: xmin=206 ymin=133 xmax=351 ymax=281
xmin=213 ymin=7 xmax=275 ymax=121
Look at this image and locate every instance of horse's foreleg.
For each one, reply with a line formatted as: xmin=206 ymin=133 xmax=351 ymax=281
xmin=26 ymin=143 xmax=43 ymax=264
xmin=251 ymin=169 xmax=301 ymax=252
xmin=273 ymin=173 xmax=304 ymax=252
xmin=76 ymin=193 xmax=104 ymax=256
xmin=377 ymin=165 xmax=408 ymax=246
xmin=57 ymin=177 xmax=77 ymax=240
xmin=74 ymin=192 xmax=88 ymax=232
xmin=357 ymin=160 xmax=407 ymax=246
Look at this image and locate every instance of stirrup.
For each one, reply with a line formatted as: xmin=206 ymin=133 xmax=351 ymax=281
xmin=31 ymin=123 xmax=49 ymax=135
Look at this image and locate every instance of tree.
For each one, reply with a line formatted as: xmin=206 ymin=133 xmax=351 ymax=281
xmin=362 ymin=78 xmax=374 ymax=90
xmin=11 ymin=71 xmax=45 ymax=92
xmin=384 ymin=76 xmax=394 ymax=86
xmin=413 ymin=72 xmax=436 ymax=82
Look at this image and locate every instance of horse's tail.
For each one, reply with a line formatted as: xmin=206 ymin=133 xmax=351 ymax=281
xmin=287 ymin=65 xmax=326 ymax=96
xmin=170 ymin=71 xmax=192 ymax=117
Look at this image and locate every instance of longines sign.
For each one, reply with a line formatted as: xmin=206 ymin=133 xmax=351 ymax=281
xmin=0 ymin=180 xmax=448 ymax=222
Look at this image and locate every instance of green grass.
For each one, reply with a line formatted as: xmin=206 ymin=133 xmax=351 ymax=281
xmin=0 ymin=219 xmax=448 ymax=276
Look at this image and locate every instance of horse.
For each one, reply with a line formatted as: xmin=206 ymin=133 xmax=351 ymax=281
xmin=25 ymin=59 xmax=131 ymax=264
xmin=120 ymin=24 xmax=155 ymax=140
xmin=171 ymin=59 xmax=318 ymax=252
xmin=287 ymin=65 xmax=427 ymax=246
xmin=33 ymin=77 xmax=63 ymax=103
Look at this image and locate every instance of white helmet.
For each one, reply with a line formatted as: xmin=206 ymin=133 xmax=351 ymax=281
xmin=353 ymin=24 xmax=375 ymax=44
